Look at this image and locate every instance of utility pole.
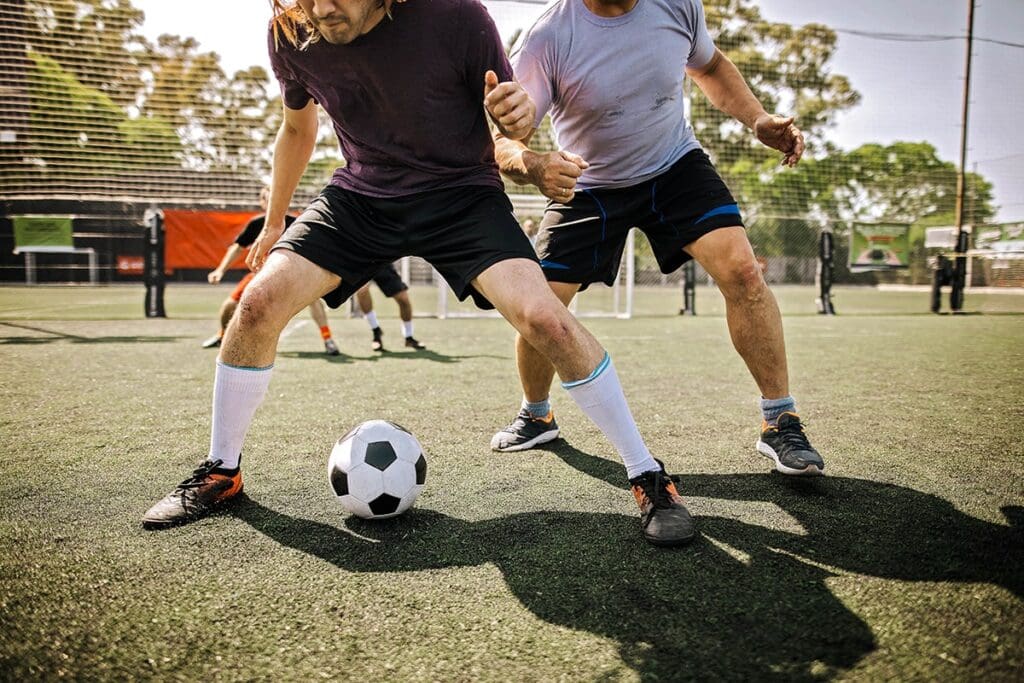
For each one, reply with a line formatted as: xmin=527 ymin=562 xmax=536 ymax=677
xmin=951 ymin=0 xmax=976 ymax=312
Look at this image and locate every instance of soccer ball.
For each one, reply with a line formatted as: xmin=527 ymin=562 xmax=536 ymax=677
xmin=327 ymin=420 xmax=427 ymax=519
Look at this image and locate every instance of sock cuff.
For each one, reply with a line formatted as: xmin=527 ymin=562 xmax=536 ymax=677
xmin=215 ymin=360 xmax=274 ymax=393
xmin=560 ymin=352 xmax=611 ymax=390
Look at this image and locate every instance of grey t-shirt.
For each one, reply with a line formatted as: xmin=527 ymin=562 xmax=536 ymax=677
xmin=511 ymin=0 xmax=716 ymax=190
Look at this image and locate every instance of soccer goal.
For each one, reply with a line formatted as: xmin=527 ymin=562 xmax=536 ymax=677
xmin=422 ymin=229 xmax=636 ymax=319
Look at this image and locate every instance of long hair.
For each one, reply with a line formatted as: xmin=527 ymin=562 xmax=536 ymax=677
xmin=270 ymin=0 xmax=396 ymax=51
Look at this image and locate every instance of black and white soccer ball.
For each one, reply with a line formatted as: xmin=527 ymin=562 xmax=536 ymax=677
xmin=327 ymin=420 xmax=427 ymax=519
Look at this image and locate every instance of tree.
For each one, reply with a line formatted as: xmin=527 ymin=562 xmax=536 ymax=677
xmin=694 ymin=1 xmax=860 ymax=170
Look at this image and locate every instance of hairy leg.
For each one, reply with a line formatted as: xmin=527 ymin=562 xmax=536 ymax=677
xmin=514 ymin=281 xmax=580 ymax=401
xmin=686 ymin=226 xmax=789 ymax=398
xmin=220 ymin=251 xmax=340 ymax=368
xmin=474 ymin=260 xmax=602 ymax=382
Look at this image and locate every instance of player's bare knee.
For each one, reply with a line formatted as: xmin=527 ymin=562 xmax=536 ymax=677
xmin=518 ymin=303 xmax=573 ymax=348
xmin=720 ymin=259 xmax=767 ymax=302
xmin=235 ymin=284 xmax=281 ymax=334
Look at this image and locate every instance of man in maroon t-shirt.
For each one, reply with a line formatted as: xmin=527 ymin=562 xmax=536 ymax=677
xmin=143 ymin=0 xmax=694 ymax=547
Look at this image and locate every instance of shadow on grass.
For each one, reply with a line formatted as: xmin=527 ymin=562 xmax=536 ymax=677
xmin=277 ymin=348 xmax=504 ymax=364
xmin=231 ymin=441 xmax=1022 ymax=680
xmin=0 ymin=322 xmax=183 ymax=344
xmin=546 ymin=441 xmax=1023 ymax=598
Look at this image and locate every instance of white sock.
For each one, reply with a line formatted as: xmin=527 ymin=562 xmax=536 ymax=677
xmin=562 ymin=354 xmax=659 ymax=479
xmin=402 ymin=320 xmax=414 ymax=338
xmin=365 ymin=311 xmax=379 ymax=329
xmin=208 ymin=360 xmax=273 ymax=470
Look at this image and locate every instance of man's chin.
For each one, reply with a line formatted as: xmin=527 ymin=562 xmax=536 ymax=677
xmin=318 ymin=26 xmax=353 ymax=44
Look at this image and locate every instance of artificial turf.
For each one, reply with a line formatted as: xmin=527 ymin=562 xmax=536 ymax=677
xmin=1 ymin=284 xmax=1021 ymax=681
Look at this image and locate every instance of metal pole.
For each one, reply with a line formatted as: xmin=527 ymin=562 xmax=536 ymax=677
xmin=951 ymin=0 xmax=976 ymax=312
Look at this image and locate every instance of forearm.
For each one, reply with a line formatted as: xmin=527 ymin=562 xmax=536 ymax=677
xmin=266 ymin=120 xmax=317 ymax=226
xmin=215 ymin=244 xmax=245 ymax=273
xmin=691 ymin=50 xmax=768 ymax=131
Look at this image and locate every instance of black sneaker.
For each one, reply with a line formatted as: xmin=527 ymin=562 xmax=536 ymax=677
xmin=629 ymin=461 xmax=696 ymax=546
xmin=490 ymin=409 xmax=559 ymax=451
xmin=324 ymin=339 xmax=340 ymax=356
xmin=757 ymin=412 xmax=825 ymax=476
xmin=201 ymin=334 xmax=222 ymax=349
xmin=404 ymin=336 xmax=426 ymax=350
xmin=371 ymin=327 xmax=384 ymax=352
xmin=141 ymin=459 xmax=243 ymax=529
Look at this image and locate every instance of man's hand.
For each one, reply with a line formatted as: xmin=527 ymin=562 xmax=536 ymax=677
xmin=525 ymin=149 xmax=589 ymax=202
xmin=483 ymin=70 xmax=535 ymax=141
xmin=207 ymin=269 xmax=224 ymax=285
xmin=754 ymin=114 xmax=805 ymax=167
xmin=245 ymin=224 xmax=286 ymax=272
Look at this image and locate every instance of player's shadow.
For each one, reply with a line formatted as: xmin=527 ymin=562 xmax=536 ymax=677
xmin=230 ymin=458 xmax=1021 ymax=680
xmin=334 ymin=348 xmax=505 ymax=364
xmin=0 ymin=324 xmax=183 ymax=345
xmin=545 ymin=441 xmax=1023 ymax=598
xmin=276 ymin=350 xmax=355 ymax=363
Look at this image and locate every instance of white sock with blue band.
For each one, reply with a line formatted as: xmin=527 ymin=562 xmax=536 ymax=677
xmin=562 ymin=353 xmax=659 ymax=479
xmin=209 ymin=360 xmax=274 ymax=470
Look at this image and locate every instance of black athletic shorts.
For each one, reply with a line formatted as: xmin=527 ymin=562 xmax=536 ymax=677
xmin=536 ymin=148 xmax=744 ymax=291
xmin=372 ymin=263 xmax=408 ymax=298
xmin=272 ymin=184 xmax=536 ymax=309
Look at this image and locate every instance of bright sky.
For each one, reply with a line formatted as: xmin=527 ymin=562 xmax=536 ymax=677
xmin=133 ymin=0 xmax=1024 ymax=222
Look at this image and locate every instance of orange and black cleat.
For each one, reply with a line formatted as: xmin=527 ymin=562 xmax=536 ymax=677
xmin=629 ymin=460 xmax=696 ymax=547
xmin=142 ymin=459 xmax=243 ymax=530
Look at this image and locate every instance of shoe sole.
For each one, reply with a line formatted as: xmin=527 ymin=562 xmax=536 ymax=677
xmin=644 ymin=530 xmax=697 ymax=547
xmin=756 ymin=441 xmax=825 ymax=476
xmin=491 ymin=428 xmax=560 ymax=452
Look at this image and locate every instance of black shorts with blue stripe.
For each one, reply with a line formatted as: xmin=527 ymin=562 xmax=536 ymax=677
xmin=534 ymin=148 xmax=744 ymax=291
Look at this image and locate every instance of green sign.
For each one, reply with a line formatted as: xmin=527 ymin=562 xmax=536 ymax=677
xmin=12 ymin=215 xmax=73 ymax=250
xmin=849 ymin=222 xmax=910 ymax=270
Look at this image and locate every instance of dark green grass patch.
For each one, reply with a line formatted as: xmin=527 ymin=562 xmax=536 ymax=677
xmin=1 ymin=285 xmax=1022 ymax=681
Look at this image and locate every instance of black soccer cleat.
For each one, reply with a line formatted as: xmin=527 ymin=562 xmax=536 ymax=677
xmin=201 ymin=334 xmax=222 ymax=349
xmin=142 ymin=459 xmax=243 ymax=529
xmin=371 ymin=327 xmax=384 ymax=352
xmin=490 ymin=409 xmax=560 ymax=452
xmin=404 ymin=336 xmax=426 ymax=350
xmin=629 ymin=460 xmax=696 ymax=547
xmin=757 ymin=412 xmax=825 ymax=476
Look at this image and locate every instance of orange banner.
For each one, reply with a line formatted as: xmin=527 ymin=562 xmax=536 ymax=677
xmin=163 ymin=209 xmax=259 ymax=270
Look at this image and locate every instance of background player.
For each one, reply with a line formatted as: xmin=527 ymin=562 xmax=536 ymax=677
xmin=355 ymin=263 xmax=426 ymax=352
xmin=202 ymin=186 xmax=340 ymax=356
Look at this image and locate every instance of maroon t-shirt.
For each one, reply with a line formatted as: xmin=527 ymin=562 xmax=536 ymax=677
xmin=268 ymin=0 xmax=513 ymax=198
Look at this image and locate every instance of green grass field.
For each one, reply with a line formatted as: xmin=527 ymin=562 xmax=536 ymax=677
xmin=1 ymin=284 xmax=1022 ymax=681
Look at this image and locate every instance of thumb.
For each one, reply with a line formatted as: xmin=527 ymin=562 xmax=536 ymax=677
xmin=483 ymin=70 xmax=499 ymax=97
xmin=560 ymin=149 xmax=590 ymax=169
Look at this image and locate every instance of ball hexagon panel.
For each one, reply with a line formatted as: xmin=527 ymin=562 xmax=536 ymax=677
xmin=338 ymin=495 xmax=373 ymax=520
xmin=346 ymin=462 xmax=385 ymax=502
xmin=380 ymin=459 xmax=416 ymax=494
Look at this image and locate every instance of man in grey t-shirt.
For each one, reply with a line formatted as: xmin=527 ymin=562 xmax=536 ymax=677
xmin=491 ymin=0 xmax=825 ymax=485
